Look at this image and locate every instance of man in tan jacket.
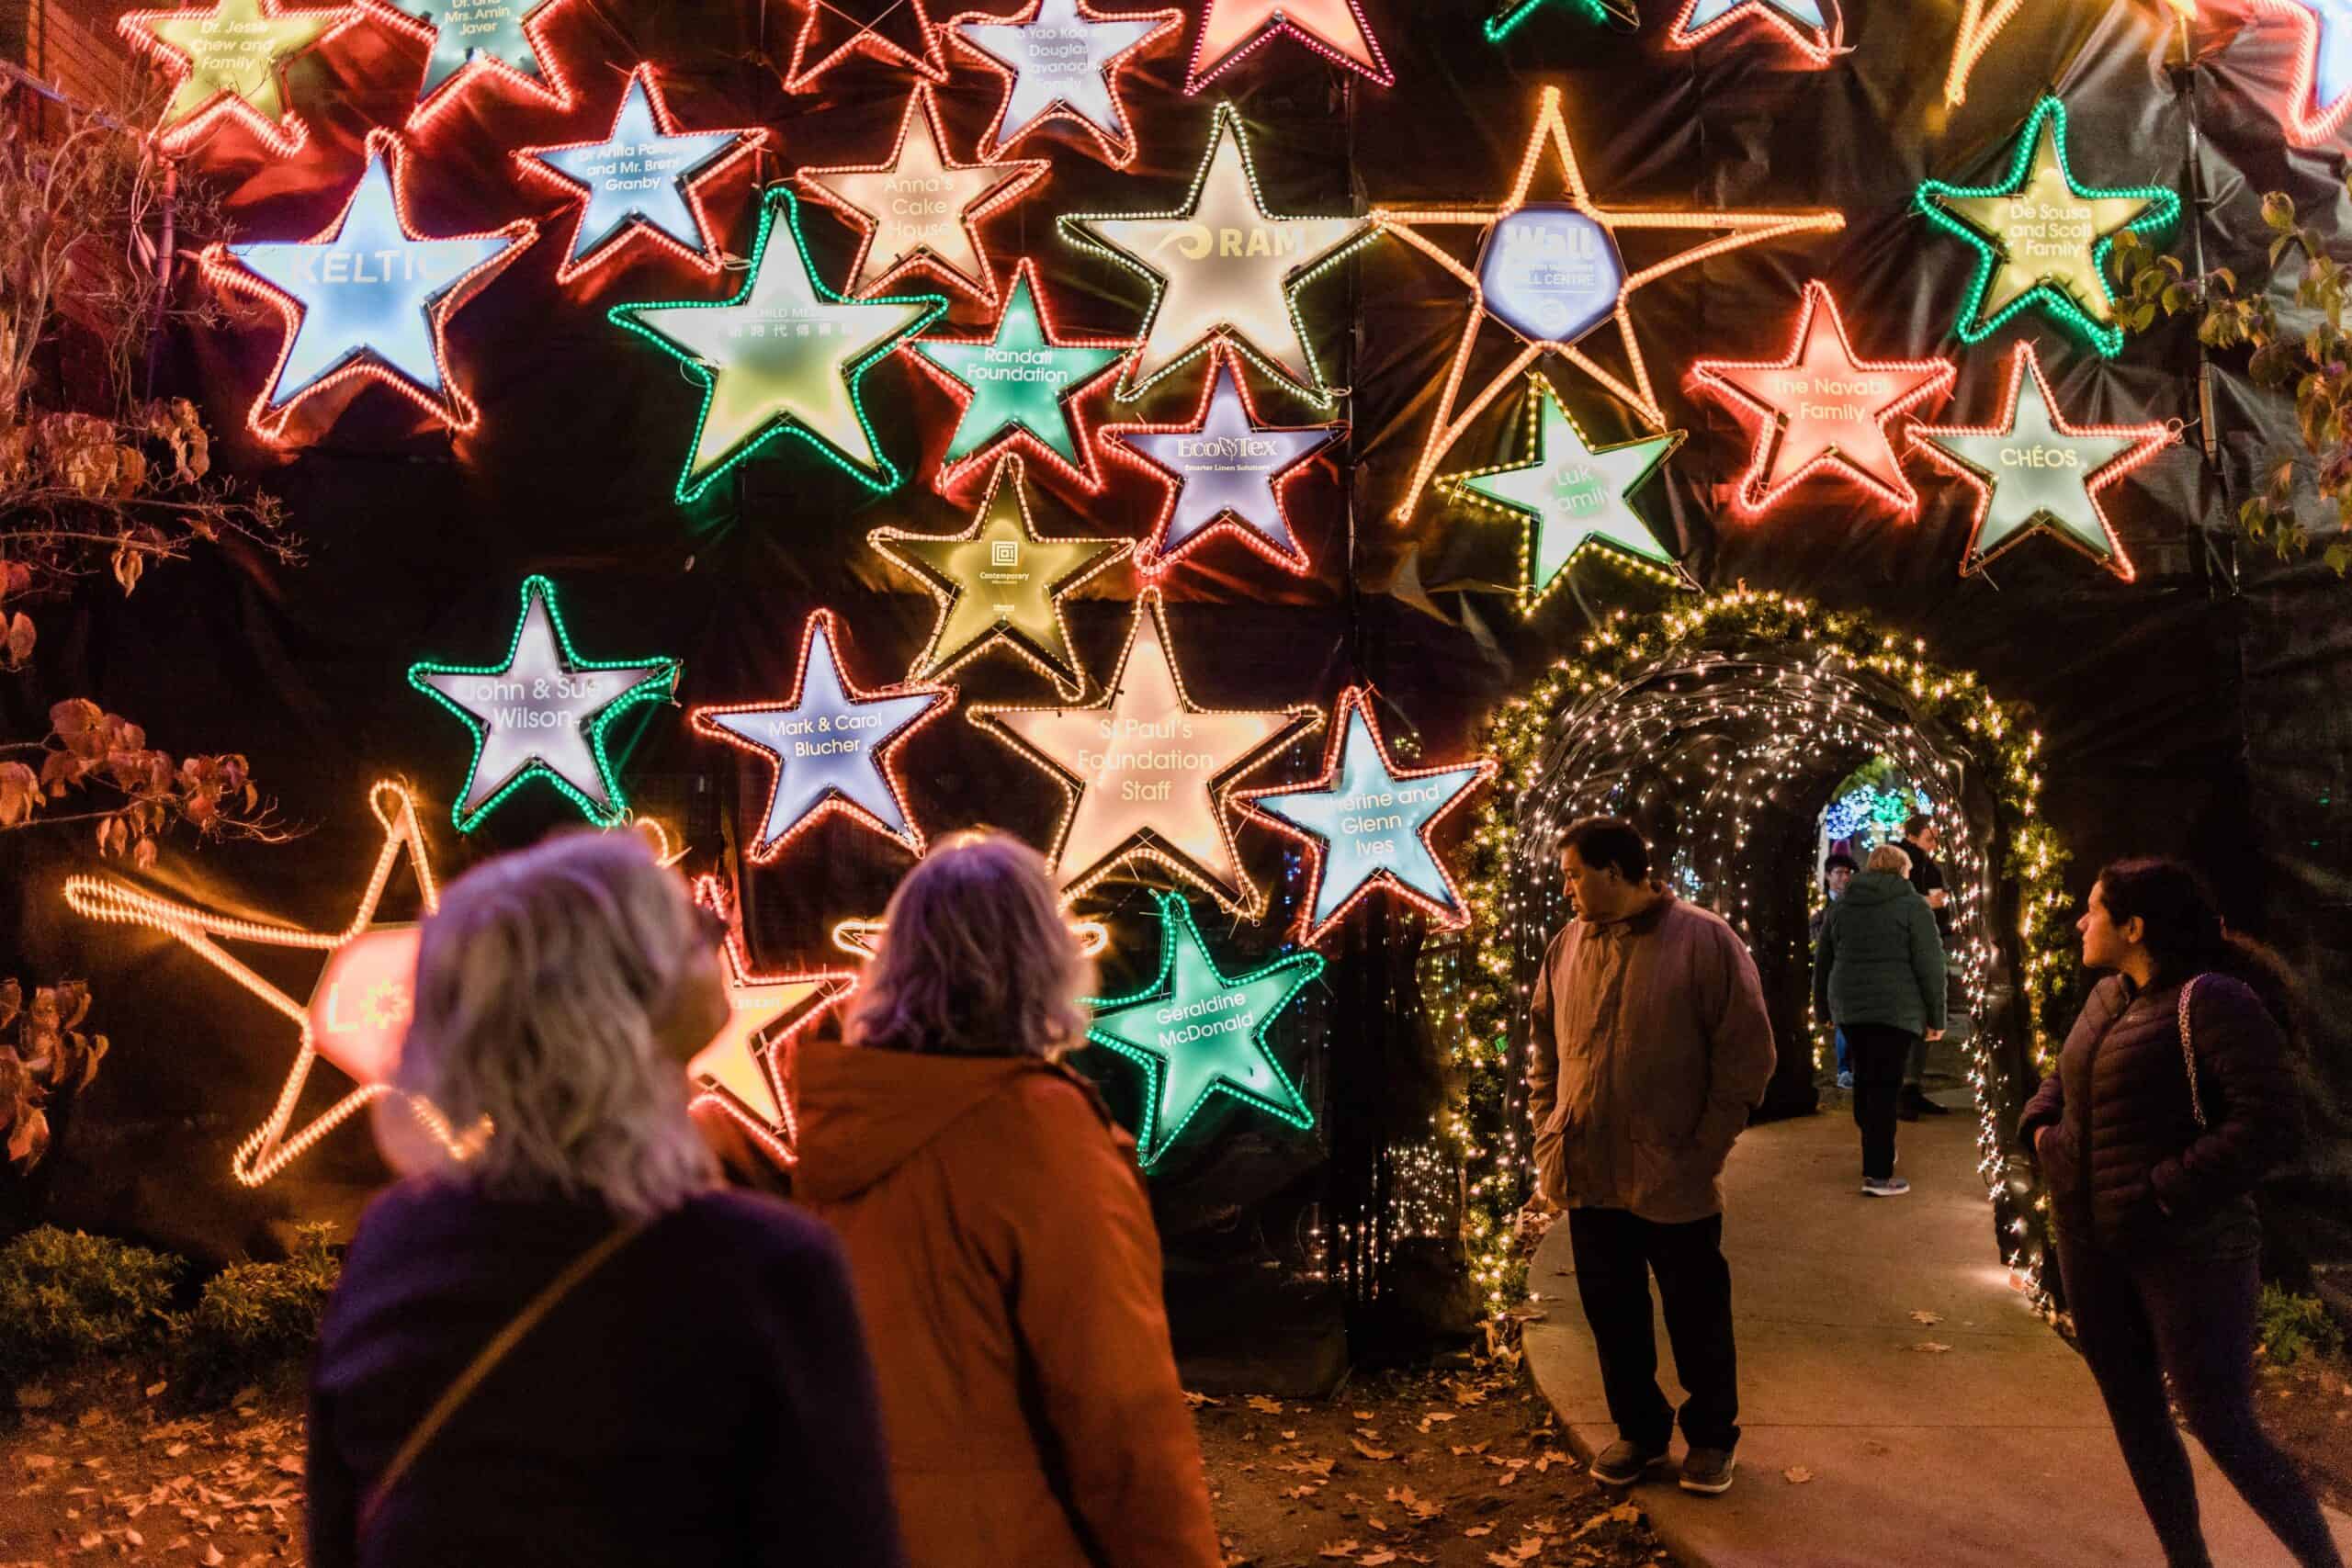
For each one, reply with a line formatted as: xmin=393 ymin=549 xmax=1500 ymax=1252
xmin=1527 ymin=818 xmax=1776 ymax=1497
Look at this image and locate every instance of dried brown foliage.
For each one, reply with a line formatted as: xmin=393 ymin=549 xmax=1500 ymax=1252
xmin=0 ymin=976 xmax=108 ymax=1168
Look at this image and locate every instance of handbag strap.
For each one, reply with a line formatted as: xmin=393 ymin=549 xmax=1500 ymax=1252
xmin=2177 ymin=976 xmax=2208 ymax=1132
xmin=357 ymin=1218 xmax=647 ymax=1535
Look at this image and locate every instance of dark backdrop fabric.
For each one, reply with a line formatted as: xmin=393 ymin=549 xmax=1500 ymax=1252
xmin=6 ymin=0 xmax=2349 ymax=1355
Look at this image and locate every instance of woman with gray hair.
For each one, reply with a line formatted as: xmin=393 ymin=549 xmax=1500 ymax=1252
xmin=796 ymin=831 xmax=1223 ymax=1568
xmin=1814 ymin=841 xmax=1947 ymax=1198
xmin=306 ymin=830 xmax=902 ymax=1567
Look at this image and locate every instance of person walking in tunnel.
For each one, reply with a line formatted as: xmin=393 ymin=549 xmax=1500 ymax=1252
xmin=1899 ymin=813 xmax=1958 ymax=1120
xmin=795 ymin=831 xmax=1224 ymax=1568
xmin=1811 ymin=852 xmax=1860 ymax=1089
xmin=2021 ymin=860 xmax=2341 ymax=1568
xmin=1814 ymin=843 xmax=1946 ymax=1197
xmin=1525 ymin=817 xmax=1777 ymax=1497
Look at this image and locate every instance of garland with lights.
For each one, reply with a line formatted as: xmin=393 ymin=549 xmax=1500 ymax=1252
xmin=1432 ymin=589 xmax=2074 ymax=1316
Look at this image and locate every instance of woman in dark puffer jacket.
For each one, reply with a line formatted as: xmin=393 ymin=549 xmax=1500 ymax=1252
xmin=2019 ymin=859 xmax=2341 ymax=1568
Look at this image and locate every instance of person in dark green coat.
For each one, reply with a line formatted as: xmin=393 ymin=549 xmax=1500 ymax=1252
xmin=1813 ymin=843 xmax=1946 ymax=1196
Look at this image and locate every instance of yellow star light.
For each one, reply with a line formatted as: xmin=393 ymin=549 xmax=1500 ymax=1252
xmin=685 ymin=875 xmax=855 ymax=1168
xmin=1373 ymin=86 xmax=1844 ymax=520
xmin=1059 ymin=103 xmax=1374 ymax=406
xmin=971 ymin=587 xmax=1317 ymax=917
xmin=867 ymin=453 xmax=1134 ymax=700
xmin=121 ymin=0 xmax=356 ymax=156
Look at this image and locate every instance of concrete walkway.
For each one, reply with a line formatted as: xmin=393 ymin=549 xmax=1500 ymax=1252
xmin=1523 ymin=1100 xmax=2352 ymax=1567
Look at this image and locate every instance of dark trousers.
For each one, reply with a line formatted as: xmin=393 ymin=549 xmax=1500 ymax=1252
xmin=2056 ymin=1224 xmax=2345 ymax=1568
xmin=1843 ymin=1023 xmax=1913 ymax=1179
xmin=1566 ymin=1207 xmax=1739 ymax=1452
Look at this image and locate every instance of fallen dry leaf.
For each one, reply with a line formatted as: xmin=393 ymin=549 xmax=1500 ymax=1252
xmin=1385 ymin=1484 xmax=1442 ymax=1521
xmin=1351 ymin=1438 xmax=1396 ymax=1461
xmin=1910 ymin=1310 xmax=1944 ymax=1325
xmin=1464 ymin=1524 xmax=1494 ymax=1538
xmin=1317 ymin=1541 xmax=1361 ymax=1560
xmin=1248 ymin=1395 xmax=1285 ymax=1416
xmin=1910 ymin=1341 xmax=1953 ymax=1354
xmin=1359 ymin=1554 xmax=1398 ymax=1567
xmin=1184 ymin=1391 xmax=1222 ymax=1408
xmin=1784 ymin=1466 xmax=1815 ymax=1484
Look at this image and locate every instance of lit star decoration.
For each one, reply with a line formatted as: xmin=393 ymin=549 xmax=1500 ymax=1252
xmin=1916 ymin=95 xmax=2180 ymax=360
xmin=407 ymin=575 xmax=679 ymax=834
xmin=198 ymin=130 xmax=534 ymax=441
xmin=1668 ymin=0 xmax=1836 ymax=63
xmin=1238 ymin=687 xmax=1496 ymax=948
xmin=360 ymin=0 xmax=579 ymax=125
xmin=2248 ymin=0 xmax=2352 ymax=144
xmin=949 ymin=0 xmax=1182 ymax=168
xmin=692 ymin=609 xmax=952 ymax=864
xmin=1372 ymin=86 xmax=1844 ymax=520
xmin=1908 ymin=342 xmax=2172 ymax=581
xmin=832 ymin=912 xmax=1111 ymax=957
xmin=61 ymin=783 xmax=481 ymax=1188
xmin=609 ymin=186 xmax=948 ymax=503
xmin=1085 ymin=892 xmax=1322 ymax=1169
xmin=1103 ymin=344 xmax=1341 ymax=575
xmin=119 ymin=0 xmax=356 ymax=157
xmin=687 ymin=874 xmax=856 ymax=1167
xmin=793 ymin=85 xmax=1046 ymax=308
xmin=1945 ymin=0 xmax=2025 ymax=107
xmin=1484 ymin=0 xmax=1615 ymax=40
xmin=866 ymin=453 xmax=1134 ymax=700
xmin=904 ymin=261 xmax=1130 ymax=491
xmin=1688 ymin=281 xmax=1956 ymax=517
xmin=1183 ymin=0 xmax=1392 ymax=91
xmin=1059 ymin=104 xmax=1375 ymax=408
xmin=514 ymin=65 xmax=767 ymax=287
xmin=971 ymin=587 xmax=1318 ymax=917
xmin=779 ymin=0 xmax=948 ymax=92
xmin=1437 ymin=374 xmax=1683 ymax=610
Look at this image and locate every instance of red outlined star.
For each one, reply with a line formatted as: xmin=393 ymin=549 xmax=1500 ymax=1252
xmin=1945 ymin=0 xmax=2024 ymax=107
xmin=1688 ymin=281 xmax=1954 ymax=517
xmin=946 ymin=0 xmax=1182 ymax=168
xmin=685 ymin=874 xmax=856 ymax=1168
xmin=1185 ymin=0 xmax=1392 ymax=91
xmin=356 ymin=0 xmax=583 ymax=130
xmin=792 ymin=85 xmax=1047 ymax=308
xmin=1666 ymin=0 xmax=1838 ymax=63
xmin=119 ymin=0 xmax=358 ymax=157
xmin=779 ymin=0 xmax=949 ymax=92
xmin=1372 ymin=86 xmax=1844 ymax=521
xmin=2248 ymin=0 xmax=2352 ymax=145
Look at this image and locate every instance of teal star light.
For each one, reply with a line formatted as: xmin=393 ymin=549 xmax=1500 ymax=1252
xmin=906 ymin=260 xmax=1127 ymax=491
xmin=1438 ymin=375 xmax=1682 ymax=613
xmin=1484 ymin=0 xmax=1613 ymax=41
xmin=1087 ymin=892 xmax=1322 ymax=1169
xmin=365 ymin=0 xmax=577 ymax=124
xmin=1240 ymin=687 xmax=1496 ymax=947
xmin=609 ymin=186 xmax=946 ymax=503
xmin=408 ymin=575 xmax=679 ymax=833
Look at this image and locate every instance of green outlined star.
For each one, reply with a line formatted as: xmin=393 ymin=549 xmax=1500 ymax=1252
xmin=1439 ymin=375 xmax=1682 ymax=612
xmin=609 ymin=186 xmax=946 ymax=503
xmin=1916 ymin=94 xmax=2179 ymax=359
xmin=1086 ymin=892 xmax=1322 ymax=1169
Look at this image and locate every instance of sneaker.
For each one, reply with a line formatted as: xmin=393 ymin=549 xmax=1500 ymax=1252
xmin=1862 ymin=1177 xmax=1912 ymax=1197
xmin=1588 ymin=1439 xmax=1673 ymax=1487
xmin=1679 ymin=1447 xmax=1737 ymax=1495
xmin=1836 ymin=1071 xmax=1854 ymax=1090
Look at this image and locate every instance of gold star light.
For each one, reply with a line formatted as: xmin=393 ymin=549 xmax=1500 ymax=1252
xmin=120 ymin=0 xmax=356 ymax=156
xmin=685 ymin=875 xmax=854 ymax=1168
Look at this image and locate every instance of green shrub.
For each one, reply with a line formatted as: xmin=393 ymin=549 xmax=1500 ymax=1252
xmin=2257 ymin=1284 xmax=2345 ymax=1369
xmin=172 ymin=1224 xmax=340 ymax=1397
xmin=0 ymin=1226 xmax=181 ymax=1382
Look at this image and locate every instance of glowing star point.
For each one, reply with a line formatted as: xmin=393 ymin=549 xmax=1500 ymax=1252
xmin=1668 ymin=0 xmax=1836 ymax=62
xmin=408 ymin=576 xmax=677 ymax=834
xmin=119 ymin=0 xmax=356 ymax=156
xmin=1238 ymin=688 xmax=1496 ymax=948
xmin=1373 ymin=85 xmax=1844 ymax=520
xmin=972 ymin=588 xmax=1317 ymax=918
xmin=1184 ymin=0 xmax=1392 ymax=90
xmin=362 ymin=0 xmax=579 ymax=121
xmin=1485 ymin=0 xmax=1612 ymax=43
xmin=1085 ymin=892 xmax=1322 ymax=1168
xmin=1689 ymin=281 xmax=1956 ymax=516
xmin=611 ymin=187 xmax=947 ymax=503
xmin=867 ymin=453 xmax=1133 ymax=700
xmin=515 ymin=66 xmax=766 ymax=285
xmin=950 ymin=0 xmax=1181 ymax=167
xmin=906 ymin=261 xmax=1129 ymax=491
xmin=1945 ymin=0 xmax=2025 ymax=107
xmin=2251 ymin=0 xmax=2352 ymax=144
xmin=1438 ymin=375 xmax=1681 ymax=610
xmin=1104 ymin=345 xmax=1340 ymax=574
xmin=1909 ymin=342 xmax=2170 ymax=582
xmin=198 ymin=131 xmax=532 ymax=441
xmin=780 ymin=0 xmax=948 ymax=91
xmin=1060 ymin=105 xmax=1374 ymax=407
xmin=686 ymin=875 xmax=855 ymax=1167
xmin=794 ymin=85 xmax=1046 ymax=308
xmin=692 ymin=610 xmax=951 ymax=864
xmin=1916 ymin=96 xmax=2179 ymax=359
xmin=62 ymin=782 xmax=481 ymax=1188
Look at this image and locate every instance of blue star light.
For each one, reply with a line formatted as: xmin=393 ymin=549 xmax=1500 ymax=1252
xmin=201 ymin=130 xmax=532 ymax=438
xmin=690 ymin=610 xmax=951 ymax=863
xmin=1670 ymin=0 xmax=1833 ymax=58
xmin=377 ymin=0 xmax=573 ymax=116
xmin=1240 ymin=688 xmax=1495 ymax=946
xmin=1087 ymin=892 xmax=1322 ymax=1169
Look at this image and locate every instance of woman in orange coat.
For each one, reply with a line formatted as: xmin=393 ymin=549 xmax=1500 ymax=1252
xmin=795 ymin=831 xmax=1223 ymax=1568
